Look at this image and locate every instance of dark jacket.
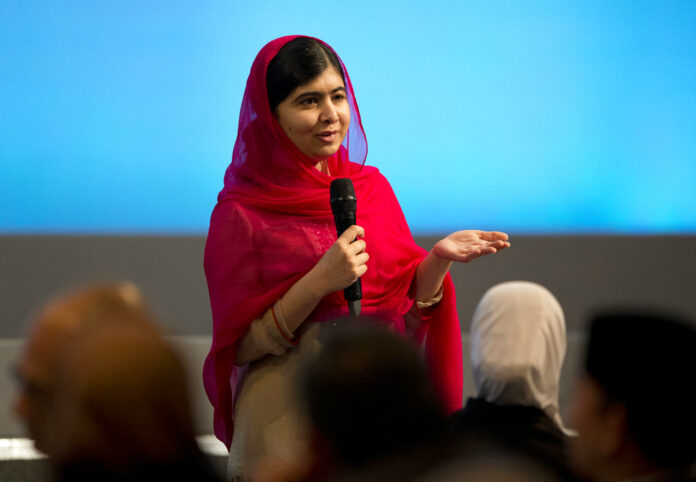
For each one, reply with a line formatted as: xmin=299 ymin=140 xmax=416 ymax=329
xmin=451 ymin=397 xmax=576 ymax=480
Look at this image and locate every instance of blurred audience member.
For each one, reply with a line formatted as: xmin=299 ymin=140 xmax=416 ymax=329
xmin=451 ymin=281 xmax=574 ymax=479
xmin=48 ymin=321 xmax=220 ymax=481
xmin=13 ymin=283 xmax=221 ymax=481
xmin=570 ymin=312 xmax=696 ymax=482
xmin=293 ymin=321 xmax=453 ymax=481
xmin=13 ymin=282 xmax=149 ymax=453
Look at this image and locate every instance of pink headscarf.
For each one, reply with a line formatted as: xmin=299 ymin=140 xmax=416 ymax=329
xmin=203 ymin=35 xmax=462 ymax=447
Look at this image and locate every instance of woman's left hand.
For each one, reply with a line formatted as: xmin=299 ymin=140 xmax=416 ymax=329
xmin=433 ymin=230 xmax=510 ymax=263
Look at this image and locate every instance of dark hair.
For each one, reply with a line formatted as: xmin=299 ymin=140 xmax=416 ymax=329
xmin=299 ymin=321 xmax=446 ymax=469
xmin=585 ymin=311 xmax=696 ymax=469
xmin=266 ymin=37 xmax=345 ymax=112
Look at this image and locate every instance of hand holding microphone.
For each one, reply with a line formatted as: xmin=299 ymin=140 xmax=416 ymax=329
xmin=312 ymin=225 xmax=368 ymax=295
xmin=330 ymin=178 xmax=364 ymax=317
xmin=307 ymin=179 xmax=366 ymax=317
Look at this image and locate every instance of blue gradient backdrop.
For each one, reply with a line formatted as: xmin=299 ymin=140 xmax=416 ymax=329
xmin=1 ymin=1 xmax=695 ymax=234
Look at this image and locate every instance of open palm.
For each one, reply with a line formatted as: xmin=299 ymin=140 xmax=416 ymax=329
xmin=433 ymin=230 xmax=510 ymax=263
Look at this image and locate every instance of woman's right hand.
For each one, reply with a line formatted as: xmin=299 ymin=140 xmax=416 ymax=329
xmin=308 ymin=225 xmax=368 ymax=296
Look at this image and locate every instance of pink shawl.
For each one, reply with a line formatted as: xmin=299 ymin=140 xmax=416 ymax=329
xmin=203 ymin=35 xmax=462 ymax=447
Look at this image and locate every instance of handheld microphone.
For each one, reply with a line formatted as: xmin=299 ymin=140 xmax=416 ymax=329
xmin=330 ymin=178 xmax=362 ymax=317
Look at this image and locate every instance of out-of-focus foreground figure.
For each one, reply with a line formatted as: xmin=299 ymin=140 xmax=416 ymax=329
xmin=570 ymin=312 xmax=696 ymax=482
xmin=292 ymin=321 xmax=452 ymax=481
xmin=13 ymin=283 xmax=149 ymax=453
xmin=13 ymin=283 xmax=221 ymax=481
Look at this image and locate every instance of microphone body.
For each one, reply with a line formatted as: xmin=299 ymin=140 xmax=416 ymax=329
xmin=330 ymin=179 xmax=363 ymax=313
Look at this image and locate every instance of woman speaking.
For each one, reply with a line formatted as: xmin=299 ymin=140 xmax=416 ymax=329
xmin=202 ymin=35 xmax=510 ymax=479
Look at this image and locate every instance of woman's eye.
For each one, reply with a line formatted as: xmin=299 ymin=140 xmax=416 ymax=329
xmin=300 ymin=97 xmax=317 ymax=106
xmin=332 ymin=94 xmax=345 ymax=101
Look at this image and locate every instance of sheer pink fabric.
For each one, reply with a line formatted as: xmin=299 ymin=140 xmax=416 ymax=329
xmin=203 ymin=35 xmax=462 ymax=448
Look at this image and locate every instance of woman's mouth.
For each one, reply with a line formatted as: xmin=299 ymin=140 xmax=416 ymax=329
xmin=317 ymin=131 xmax=338 ymax=142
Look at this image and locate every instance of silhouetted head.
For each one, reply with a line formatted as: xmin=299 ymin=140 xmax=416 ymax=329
xmin=570 ymin=311 xmax=696 ymax=479
xmin=299 ymin=321 xmax=445 ymax=470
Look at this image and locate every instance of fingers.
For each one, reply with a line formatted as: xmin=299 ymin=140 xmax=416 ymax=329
xmin=468 ymin=243 xmax=511 ymax=260
xmin=316 ymin=225 xmax=369 ymax=293
xmin=338 ymin=225 xmax=364 ymax=244
xmin=354 ymin=251 xmax=370 ymax=266
xmin=348 ymin=239 xmax=367 ymax=255
xmin=354 ymin=258 xmax=368 ymax=278
xmin=453 ymin=245 xmax=501 ymax=263
xmin=486 ymin=239 xmax=510 ymax=250
xmin=350 ymin=248 xmax=369 ymax=273
xmin=336 ymin=225 xmax=368 ymax=278
xmin=466 ymin=247 xmax=495 ymax=260
xmin=339 ymin=225 xmax=367 ymax=256
xmin=477 ymin=230 xmax=509 ymax=242
xmin=475 ymin=231 xmax=511 ymax=252
xmin=346 ymin=247 xmax=369 ymax=282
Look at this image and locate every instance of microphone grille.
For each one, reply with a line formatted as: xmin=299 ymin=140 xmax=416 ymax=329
xmin=330 ymin=178 xmax=355 ymax=202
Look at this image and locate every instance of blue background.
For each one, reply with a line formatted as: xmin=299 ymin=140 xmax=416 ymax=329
xmin=2 ymin=1 xmax=695 ymax=234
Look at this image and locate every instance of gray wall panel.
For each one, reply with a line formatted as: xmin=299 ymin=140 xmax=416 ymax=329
xmin=2 ymin=235 xmax=694 ymax=337
xmin=1 ymin=236 xmax=210 ymax=337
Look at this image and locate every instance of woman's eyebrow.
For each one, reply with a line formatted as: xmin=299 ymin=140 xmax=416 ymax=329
xmin=293 ymin=86 xmax=346 ymax=103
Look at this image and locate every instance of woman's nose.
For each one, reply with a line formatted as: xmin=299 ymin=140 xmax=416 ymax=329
xmin=319 ymin=100 xmax=339 ymax=124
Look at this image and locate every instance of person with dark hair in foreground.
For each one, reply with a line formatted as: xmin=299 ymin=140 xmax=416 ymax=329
xmin=203 ymin=35 xmax=510 ymax=479
xmin=295 ymin=322 xmax=454 ymax=481
xmin=451 ymin=281 xmax=576 ymax=480
xmin=569 ymin=312 xmax=696 ymax=482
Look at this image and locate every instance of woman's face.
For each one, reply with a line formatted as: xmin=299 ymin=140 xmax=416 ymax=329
xmin=274 ymin=66 xmax=350 ymax=161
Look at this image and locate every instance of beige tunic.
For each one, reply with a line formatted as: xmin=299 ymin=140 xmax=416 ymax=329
xmin=227 ymin=289 xmax=444 ymax=480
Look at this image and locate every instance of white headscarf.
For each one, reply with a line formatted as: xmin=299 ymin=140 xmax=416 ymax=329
xmin=470 ymin=281 xmax=570 ymax=433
